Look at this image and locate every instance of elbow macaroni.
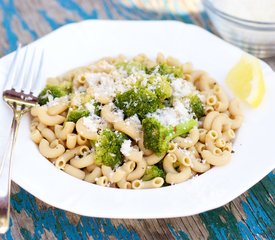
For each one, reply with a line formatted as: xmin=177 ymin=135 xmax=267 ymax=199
xmin=30 ymin=53 xmax=243 ymax=189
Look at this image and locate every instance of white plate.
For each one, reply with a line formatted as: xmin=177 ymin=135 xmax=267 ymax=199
xmin=0 ymin=20 xmax=274 ymax=218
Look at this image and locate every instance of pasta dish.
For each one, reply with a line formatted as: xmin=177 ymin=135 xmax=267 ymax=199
xmin=30 ymin=53 xmax=243 ymax=189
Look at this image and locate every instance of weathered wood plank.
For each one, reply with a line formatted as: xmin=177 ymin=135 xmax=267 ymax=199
xmin=0 ymin=0 xmax=274 ymax=239
xmin=1 ymin=176 xmax=273 ymax=240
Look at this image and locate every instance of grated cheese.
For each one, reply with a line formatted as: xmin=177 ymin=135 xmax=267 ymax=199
xmin=47 ymin=96 xmax=69 ymax=107
xmin=82 ymin=115 xmax=107 ymax=132
xmin=108 ymin=102 xmax=124 ymax=122
xmin=147 ymin=100 xmax=192 ymax=126
xmin=125 ymin=114 xmax=141 ymax=129
xmin=71 ymin=93 xmax=82 ymax=107
xmin=213 ymin=0 xmax=275 ymax=22
xmin=120 ymin=139 xmax=133 ymax=156
xmin=171 ymin=78 xmax=196 ymax=99
xmin=85 ymin=99 xmax=97 ymax=114
xmin=76 ymin=86 xmax=86 ymax=93
xmin=86 ymin=72 xmax=116 ymax=99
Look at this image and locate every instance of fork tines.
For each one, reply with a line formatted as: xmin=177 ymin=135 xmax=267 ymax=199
xmin=3 ymin=43 xmax=44 ymax=98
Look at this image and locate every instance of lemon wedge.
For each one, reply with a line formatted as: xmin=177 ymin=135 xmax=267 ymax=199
xmin=225 ymin=54 xmax=265 ymax=108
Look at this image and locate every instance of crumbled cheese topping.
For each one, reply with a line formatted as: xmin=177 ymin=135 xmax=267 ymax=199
xmin=76 ymin=86 xmax=86 ymax=93
xmin=85 ymin=70 xmax=141 ymax=102
xmin=147 ymin=100 xmax=193 ymax=126
xmin=46 ymin=96 xmax=69 ymax=107
xmin=44 ymin=91 xmax=54 ymax=103
xmin=83 ymin=61 xmax=163 ymax=104
xmin=171 ymin=78 xmax=195 ymax=99
xmin=125 ymin=114 xmax=141 ymax=129
xmin=181 ymin=138 xmax=193 ymax=144
xmin=85 ymin=99 xmax=96 ymax=114
xmin=108 ymin=102 xmax=124 ymax=122
xmin=179 ymin=148 xmax=192 ymax=157
xmin=213 ymin=0 xmax=275 ymax=22
xmin=82 ymin=115 xmax=107 ymax=132
xmin=86 ymin=72 xmax=116 ymax=99
xmin=71 ymin=93 xmax=82 ymax=107
xmin=120 ymin=140 xmax=133 ymax=156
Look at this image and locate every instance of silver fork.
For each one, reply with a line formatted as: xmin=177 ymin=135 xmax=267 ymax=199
xmin=0 ymin=44 xmax=43 ymax=234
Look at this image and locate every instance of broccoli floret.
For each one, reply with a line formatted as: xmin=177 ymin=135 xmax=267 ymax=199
xmin=38 ymin=80 xmax=72 ymax=105
xmin=115 ymin=88 xmax=162 ymax=119
xmin=189 ymin=95 xmax=205 ymax=119
xmin=156 ymin=63 xmax=184 ymax=78
xmin=95 ymin=129 xmax=127 ymax=168
xmin=66 ymin=101 xmax=101 ymax=123
xmin=38 ymin=85 xmax=69 ymax=105
xmin=142 ymin=166 xmax=165 ymax=181
xmin=148 ymin=76 xmax=172 ymax=101
xmin=67 ymin=93 xmax=101 ymax=122
xmin=66 ymin=109 xmax=90 ymax=123
xmin=135 ymin=76 xmax=172 ymax=101
xmin=116 ymin=61 xmax=146 ymax=75
xmin=142 ymin=118 xmax=197 ymax=156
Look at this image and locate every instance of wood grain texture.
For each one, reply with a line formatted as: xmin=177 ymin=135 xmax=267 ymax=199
xmin=0 ymin=0 xmax=274 ymax=239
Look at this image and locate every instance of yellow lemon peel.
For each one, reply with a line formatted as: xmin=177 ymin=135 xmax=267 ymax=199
xmin=225 ymin=54 xmax=265 ymax=108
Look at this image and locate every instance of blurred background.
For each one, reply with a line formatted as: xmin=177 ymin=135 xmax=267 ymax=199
xmin=0 ymin=0 xmax=207 ymax=55
xmin=1 ymin=0 xmax=274 ymax=59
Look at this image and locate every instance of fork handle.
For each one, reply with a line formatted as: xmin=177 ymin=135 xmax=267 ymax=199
xmin=0 ymin=110 xmax=23 ymax=234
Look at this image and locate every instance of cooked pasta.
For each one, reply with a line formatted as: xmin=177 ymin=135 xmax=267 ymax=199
xmin=30 ymin=53 xmax=243 ymax=189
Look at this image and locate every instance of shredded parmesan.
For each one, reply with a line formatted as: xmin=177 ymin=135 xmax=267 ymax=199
xmin=86 ymin=72 xmax=116 ymax=99
xmin=46 ymin=96 xmax=69 ymax=107
xmin=147 ymin=100 xmax=192 ymax=126
xmin=85 ymin=100 xmax=96 ymax=114
xmin=171 ymin=78 xmax=195 ymax=99
xmin=108 ymin=102 xmax=124 ymax=122
xmin=120 ymin=140 xmax=133 ymax=156
xmin=125 ymin=114 xmax=141 ymax=129
xmin=82 ymin=115 xmax=107 ymax=132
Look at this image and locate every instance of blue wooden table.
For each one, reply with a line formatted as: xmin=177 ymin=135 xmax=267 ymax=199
xmin=0 ymin=1 xmax=274 ymax=239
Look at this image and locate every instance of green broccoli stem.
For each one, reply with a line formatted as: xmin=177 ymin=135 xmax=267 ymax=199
xmin=171 ymin=118 xmax=197 ymax=140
